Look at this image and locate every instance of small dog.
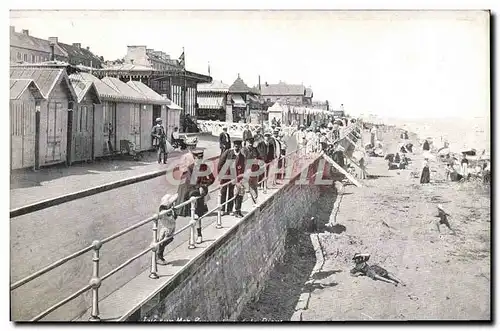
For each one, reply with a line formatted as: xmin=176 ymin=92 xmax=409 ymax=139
xmin=409 ymin=170 xmax=420 ymax=178
xmin=350 ymin=253 xmax=406 ymax=287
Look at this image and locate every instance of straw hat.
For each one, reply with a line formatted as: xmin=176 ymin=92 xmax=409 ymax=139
xmin=160 ymin=193 xmax=178 ymax=207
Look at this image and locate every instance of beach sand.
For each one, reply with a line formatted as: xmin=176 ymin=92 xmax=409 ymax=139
xmin=302 ymin=126 xmax=490 ymax=320
xmin=239 ymin=125 xmax=490 ymax=321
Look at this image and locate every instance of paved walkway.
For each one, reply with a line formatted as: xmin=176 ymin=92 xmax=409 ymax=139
xmin=10 ymin=139 xmax=221 ymax=209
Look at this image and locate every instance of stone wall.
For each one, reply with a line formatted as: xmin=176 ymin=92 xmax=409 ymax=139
xmin=133 ymin=157 xmax=326 ymax=321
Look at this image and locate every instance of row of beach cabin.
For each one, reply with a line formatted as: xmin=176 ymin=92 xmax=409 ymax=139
xmin=9 ymin=62 xmax=182 ymax=170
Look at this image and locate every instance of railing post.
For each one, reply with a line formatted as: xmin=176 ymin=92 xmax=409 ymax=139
xmin=216 ymin=190 xmax=223 ymax=229
xmin=89 ymin=240 xmax=102 ymax=322
xmin=263 ymin=163 xmax=268 ymax=194
xmin=188 ymin=198 xmax=196 ymax=249
xmin=149 ymin=214 xmax=159 ymax=279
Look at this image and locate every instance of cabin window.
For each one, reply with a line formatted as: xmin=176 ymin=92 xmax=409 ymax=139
xmin=17 ymin=52 xmax=21 ymax=60
xmin=31 ymin=54 xmax=35 ymax=62
xmin=23 ymin=54 xmax=28 ymax=62
xmin=296 ymin=97 xmax=300 ymax=102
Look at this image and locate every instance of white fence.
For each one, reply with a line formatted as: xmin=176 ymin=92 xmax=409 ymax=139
xmin=196 ymin=120 xmax=297 ymax=138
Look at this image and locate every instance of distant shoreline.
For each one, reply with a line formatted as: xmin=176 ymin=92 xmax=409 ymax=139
xmin=361 ymin=118 xmax=489 ymax=156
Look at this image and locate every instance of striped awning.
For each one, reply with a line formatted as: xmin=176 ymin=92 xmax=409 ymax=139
xmin=167 ymin=101 xmax=183 ymax=110
xmin=197 ymin=96 xmax=224 ymax=109
xmin=231 ymin=94 xmax=247 ymax=108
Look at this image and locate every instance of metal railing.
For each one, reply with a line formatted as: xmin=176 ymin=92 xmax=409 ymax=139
xmin=11 ymin=144 xmax=313 ymax=322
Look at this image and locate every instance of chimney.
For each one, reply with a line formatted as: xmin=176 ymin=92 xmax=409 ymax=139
xmin=22 ymin=29 xmax=29 ymax=36
xmin=72 ymin=43 xmax=81 ymax=48
xmin=48 ymin=37 xmax=57 ymax=61
xmin=10 ymin=26 xmax=14 ymax=33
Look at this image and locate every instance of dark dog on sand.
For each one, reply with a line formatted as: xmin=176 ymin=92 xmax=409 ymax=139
xmin=350 ymin=253 xmax=406 ymax=287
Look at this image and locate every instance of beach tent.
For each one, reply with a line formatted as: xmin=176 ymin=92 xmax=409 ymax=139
xmin=267 ymin=102 xmax=285 ymax=127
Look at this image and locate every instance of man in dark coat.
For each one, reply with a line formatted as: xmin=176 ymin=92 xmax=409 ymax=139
xmin=242 ymin=124 xmax=253 ymax=147
xmin=175 ymin=150 xmax=215 ymax=218
xmin=254 ymin=134 xmax=268 ymax=190
xmin=263 ymin=132 xmax=276 ymax=186
xmin=271 ymin=129 xmax=283 ymax=184
xmin=219 ymin=127 xmax=231 ymax=155
xmin=151 ymin=118 xmax=167 ymax=164
xmin=218 ymin=140 xmax=246 ymax=217
xmin=191 ymin=150 xmax=216 ymax=243
xmin=242 ymin=137 xmax=260 ymax=204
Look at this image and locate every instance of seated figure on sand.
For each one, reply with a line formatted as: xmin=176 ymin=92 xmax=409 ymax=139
xmin=365 ymin=140 xmax=384 ymax=157
xmin=385 ymin=152 xmax=408 ymax=170
xmin=445 ymin=163 xmax=463 ymax=182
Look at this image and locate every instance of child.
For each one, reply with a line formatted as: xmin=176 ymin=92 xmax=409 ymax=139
xmin=435 ymin=204 xmax=456 ymax=235
xmin=157 ymin=193 xmax=179 ymax=265
xmin=233 ymin=182 xmax=246 ymax=218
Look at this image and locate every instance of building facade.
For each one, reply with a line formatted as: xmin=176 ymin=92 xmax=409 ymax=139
xmin=227 ymin=75 xmax=262 ymax=123
xmin=9 ymin=26 xmax=103 ymax=68
xmin=95 ymin=46 xmax=211 ymax=131
xmin=260 ymin=82 xmax=313 ymax=106
xmin=197 ymin=80 xmax=229 ymax=121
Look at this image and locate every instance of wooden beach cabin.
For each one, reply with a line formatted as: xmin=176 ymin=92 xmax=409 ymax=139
xmin=9 ymin=79 xmax=44 ymax=170
xmin=10 ymin=65 xmax=77 ymax=168
xmin=126 ymin=80 xmax=171 ymax=144
xmin=101 ymin=76 xmax=159 ymax=152
xmin=68 ymin=74 xmax=101 ymax=164
xmin=165 ymin=100 xmax=183 ymax=140
xmin=76 ymin=72 xmax=122 ymax=158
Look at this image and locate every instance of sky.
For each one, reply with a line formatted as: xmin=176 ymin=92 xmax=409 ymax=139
xmin=9 ymin=10 xmax=490 ymax=120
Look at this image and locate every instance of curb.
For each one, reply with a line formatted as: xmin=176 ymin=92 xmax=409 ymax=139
xmin=290 ymin=233 xmax=325 ymax=321
xmin=11 ymin=154 xmax=221 ymax=219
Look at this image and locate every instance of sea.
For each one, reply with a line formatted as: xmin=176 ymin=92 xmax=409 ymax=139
xmin=380 ymin=116 xmax=491 ymax=155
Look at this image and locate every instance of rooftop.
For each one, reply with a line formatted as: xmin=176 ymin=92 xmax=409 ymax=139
xmin=229 ymin=75 xmax=253 ymax=94
xmin=10 ymin=79 xmax=44 ymax=100
xmin=261 ymin=82 xmax=307 ymax=96
xmin=10 ymin=65 xmax=77 ymax=101
xmin=198 ymin=80 xmax=230 ymax=93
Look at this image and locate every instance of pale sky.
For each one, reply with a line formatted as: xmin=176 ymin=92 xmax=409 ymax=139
xmin=10 ymin=10 xmax=490 ymax=119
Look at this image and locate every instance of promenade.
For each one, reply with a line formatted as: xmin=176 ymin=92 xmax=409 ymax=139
xmin=10 ymin=134 xmax=299 ymax=321
xmin=10 ymin=136 xmax=221 ymax=209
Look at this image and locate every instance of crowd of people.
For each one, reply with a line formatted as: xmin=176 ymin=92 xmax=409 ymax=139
xmin=419 ymin=137 xmax=491 ymax=185
xmin=359 ymin=122 xmax=491 ymax=186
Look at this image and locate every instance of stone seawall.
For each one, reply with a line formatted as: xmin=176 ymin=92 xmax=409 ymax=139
xmin=133 ymin=157 xmax=327 ymax=321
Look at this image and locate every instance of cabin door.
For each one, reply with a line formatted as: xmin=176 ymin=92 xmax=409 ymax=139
xmin=166 ymin=108 xmax=180 ymax=141
xmin=10 ymin=100 xmax=36 ymax=169
xmin=130 ymin=104 xmax=141 ymax=149
xmin=46 ymin=101 xmax=65 ymax=164
xmin=103 ymin=101 xmax=116 ymax=154
xmin=72 ymin=104 xmax=93 ymax=162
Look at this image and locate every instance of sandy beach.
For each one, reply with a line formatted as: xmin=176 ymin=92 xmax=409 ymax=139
xmin=240 ymin=124 xmax=490 ymax=321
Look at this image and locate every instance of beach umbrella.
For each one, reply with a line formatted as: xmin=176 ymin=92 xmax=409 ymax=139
xmin=462 ymin=149 xmax=477 ymax=156
xmin=437 ymin=147 xmax=451 ymax=156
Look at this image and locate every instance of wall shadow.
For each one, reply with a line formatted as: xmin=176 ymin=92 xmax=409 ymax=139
xmin=237 ymin=228 xmax=316 ymax=322
xmin=238 ymin=185 xmax=339 ymax=321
